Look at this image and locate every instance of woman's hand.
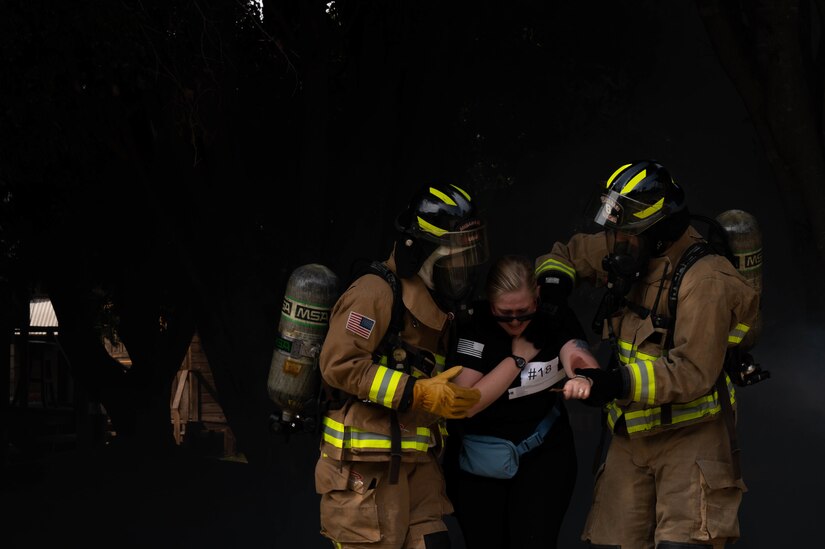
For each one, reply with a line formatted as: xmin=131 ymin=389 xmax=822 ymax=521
xmin=559 ymin=338 xmax=599 ymax=400
xmin=561 ymin=373 xmax=593 ymax=400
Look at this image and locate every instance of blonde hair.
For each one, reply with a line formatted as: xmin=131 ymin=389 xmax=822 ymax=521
xmin=485 ymin=254 xmax=537 ymax=301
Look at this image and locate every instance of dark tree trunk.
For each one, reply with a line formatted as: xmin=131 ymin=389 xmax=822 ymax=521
xmin=697 ymin=0 xmax=825 ymax=319
xmin=46 ymin=282 xmax=137 ymax=437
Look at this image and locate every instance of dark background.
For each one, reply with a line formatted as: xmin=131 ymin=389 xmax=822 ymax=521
xmin=2 ymin=1 xmax=823 ymax=547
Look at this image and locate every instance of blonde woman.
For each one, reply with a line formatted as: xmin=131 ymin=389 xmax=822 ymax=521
xmin=445 ymin=254 xmax=598 ymax=549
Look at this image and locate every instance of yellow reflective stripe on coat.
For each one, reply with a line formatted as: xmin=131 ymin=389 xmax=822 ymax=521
xmin=728 ymin=323 xmax=750 ymax=345
xmin=627 ymin=360 xmax=656 ymax=405
xmin=605 ymin=374 xmax=737 ymax=435
xmin=616 ymin=339 xmax=658 ymax=364
xmin=369 ymin=366 xmax=403 ymax=407
xmin=535 ymin=258 xmax=577 ymax=284
xmin=321 ymin=416 xmax=431 ymax=451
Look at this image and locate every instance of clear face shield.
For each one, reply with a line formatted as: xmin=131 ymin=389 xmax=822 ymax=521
xmin=588 ymin=189 xmax=663 ymax=236
xmin=570 ymin=187 xmax=651 ymax=297
xmin=583 ymin=187 xmax=656 ymax=273
xmin=420 ymin=224 xmax=490 ymax=303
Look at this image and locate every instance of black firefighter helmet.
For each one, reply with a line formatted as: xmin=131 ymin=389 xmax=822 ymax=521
xmin=591 ymin=159 xmax=690 ymax=255
xmin=394 ymin=182 xmax=489 ymax=303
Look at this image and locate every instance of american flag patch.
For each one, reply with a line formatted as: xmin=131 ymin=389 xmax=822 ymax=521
xmin=346 ymin=311 xmax=375 ymax=340
xmin=456 ymin=338 xmax=484 ymax=359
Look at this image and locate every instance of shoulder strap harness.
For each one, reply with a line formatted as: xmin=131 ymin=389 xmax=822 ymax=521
xmin=364 ymin=261 xmax=405 ymax=483
xmin=665 ymin=242 xmax=742 ymax=479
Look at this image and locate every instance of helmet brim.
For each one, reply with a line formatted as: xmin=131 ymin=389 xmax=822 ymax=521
xmin=591 ymin=190 xmax=668 ymax=235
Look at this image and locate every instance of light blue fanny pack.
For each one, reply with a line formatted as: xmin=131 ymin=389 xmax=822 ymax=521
xmin=458 ymin=404 xmax=561 ymax=479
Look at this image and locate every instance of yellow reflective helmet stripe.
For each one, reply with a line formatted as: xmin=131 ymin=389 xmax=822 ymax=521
xmin=429 ymin=186 xmax=457 ymax=206
xmin=632 ymin=197 xmax=664 ymax=219
xmin=620 ymin=168 xmax=646 ymax=194
xmin=416 ymin=184 xmax=472 ymax=236
xmin=430 ymin=183 xmax=471 ymax=206
xmin=606 ymin=163 xmax=633 ymax=188
xmin=417 ymin=216 xmax=447 ymax=237
xmin=369 ymin=366 xmax=403 ymax=407
xmin=447 ymin=183 xmax=472 ymax=202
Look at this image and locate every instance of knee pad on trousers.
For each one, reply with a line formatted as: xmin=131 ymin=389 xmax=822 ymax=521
xmin=656 ymin=542 xmax=712 ymax=549
xmin=423 ymin=530 xmax=451 ymax=549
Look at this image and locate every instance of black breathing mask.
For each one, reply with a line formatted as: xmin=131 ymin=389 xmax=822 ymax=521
xmin=591 ymin=236 xmax=651 ymax=333
xmin=602 ymin=239 xmax=648 ymax=299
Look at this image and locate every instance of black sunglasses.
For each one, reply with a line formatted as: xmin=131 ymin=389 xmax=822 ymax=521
xmin=491 ymin=311 xmax=537 ymax=323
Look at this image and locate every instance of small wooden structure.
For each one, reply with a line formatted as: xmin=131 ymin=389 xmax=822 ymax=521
xmin=9 ymin=298 xmax=90 ymax=456
xmin=10 ymin=298 xmax=71 ymax=409
xmin=169 ymin=333 xmax=238 ymax=458
xmin=10 ymin=299 xmax=238 ymax=458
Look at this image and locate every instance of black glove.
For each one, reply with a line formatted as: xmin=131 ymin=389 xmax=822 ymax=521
xmin=538 ymin=272 xmax=573 ymax=315
xmin=575 ymin=367 xmax=628 ymax=407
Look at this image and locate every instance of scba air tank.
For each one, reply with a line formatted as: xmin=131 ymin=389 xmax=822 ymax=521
xmin=267 ymin=264 xmax=339 ymax=426
xmin=716 ymin=209 xmax=763 ymax=349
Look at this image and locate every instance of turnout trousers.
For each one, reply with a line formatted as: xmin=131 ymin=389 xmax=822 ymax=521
xmin=316 ymin=452 xmax=453 ymax=548
xmin=583 ymin=417 xmax=747 ymax=549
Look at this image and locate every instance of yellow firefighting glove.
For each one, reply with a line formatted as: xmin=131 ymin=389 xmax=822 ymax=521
xmin=412 ymin=366 xmax=481 ymax=419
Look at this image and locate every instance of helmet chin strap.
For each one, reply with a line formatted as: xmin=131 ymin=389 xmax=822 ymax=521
xmin=394 ymin=234 xmax=434 ymax=279
xmin=647 ymin=206 xmax=690 ymax=256
xmin=417 ymin=246 xmax=452 ymax=290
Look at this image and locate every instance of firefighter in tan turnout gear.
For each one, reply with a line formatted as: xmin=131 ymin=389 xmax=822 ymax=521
xmin=535 ymin=160 xmax=760 ymax=549
xmin=316 ymin=182 xmax=488 ymax=548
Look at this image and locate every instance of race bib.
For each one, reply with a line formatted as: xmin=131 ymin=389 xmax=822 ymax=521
xmin=507 ymin=357 xmax=566 ymax=399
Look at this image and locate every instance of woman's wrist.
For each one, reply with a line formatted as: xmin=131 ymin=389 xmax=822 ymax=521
xmin=574 ymin=373 xmax=594 ymax=386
